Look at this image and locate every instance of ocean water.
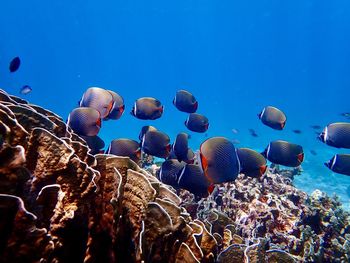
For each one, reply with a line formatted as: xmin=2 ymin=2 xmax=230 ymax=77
xmin=1 ymin=0 xmax=350 ymax=209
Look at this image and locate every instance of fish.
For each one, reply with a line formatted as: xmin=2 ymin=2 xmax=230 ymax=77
xmin=340 ymin=113 xmax=350 ymax=118
xmin=199 ymin=137 xmax=240 ymax=184
xmin=67 ymin=107 xmax=101 ymax=136
xmin=81 ymin=135 xmax=105 ymax=155
xmin=106 ymin=138 xmax=141 ymax=162
xmin=231 ymin=128 xmax=239 ymax=134
xmin=169 ymin=148 xmax=194 ymax=164
xmin=9 ymin=56 xmax=21 ymax=72
xmin=262 ymin=140 xmax=304 ymax=167
xmin=177 ymin=164 xmax=211 ymax=197
xmin=131 ymin=97 xmax=164 ymax=120
xmin=172 ymin=132 xmax=189 ymax=162
xmin=258 ymin=106 xmax=286 ymax=130
xmin=310 ymin=125 xmax=322 ymax=130
xmin=159 ymin=159 xmax=186 ymax=187
xmin=138 ymin=125 xmax=157 ymax=141
xmin=19 ymin=85 xmax=32 ymax=95
xmin=249 ymin=129 xmax=258 ymax=137
xmin=292 ymin=129 xmax=302 ymax=134
xmin=324 ymin=154 xmax=350 ymax=176
xmin=79 ymin=87 xmax=114 ymax=119
xmin=104 ymin=90 xmax=125 ymax=120
xmin=310 ymin=150 xmax=317 ymax=156
xmin=173 ymin=90 xmax=198 ymax=113
xmin=184 ymin=148 xmax=195 ymax=164
xmin=318 ymin=122 xmax=350 ymax=149
xmin=168 ymin=149 xmax=178 ymax=159
xmin=236 ymin=148 xmax=267 ymax=177
xmin=141 ymin=130 xmax=171 ymax=158
xmin=185 ymin=113 xmax=209 ymax=133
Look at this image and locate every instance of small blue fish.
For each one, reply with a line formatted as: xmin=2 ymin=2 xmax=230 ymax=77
xmin=20 ymin=85 xmax=32 ymax=95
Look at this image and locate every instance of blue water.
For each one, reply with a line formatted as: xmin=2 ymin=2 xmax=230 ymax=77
xmin=1 ymin=0 xmax=350 ymax=209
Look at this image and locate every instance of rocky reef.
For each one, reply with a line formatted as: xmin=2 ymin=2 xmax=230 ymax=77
xmin=0 ymin=88 xmax=349 ymax=263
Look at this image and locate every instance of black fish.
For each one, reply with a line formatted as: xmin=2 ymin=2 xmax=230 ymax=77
xmin=310 ymin=150 xmax=317 ymax=156
xmin=236 ymin=148 xmax=267 ymax=178
xmin=81 ymin=135 xmax=105 ymax=155
xmin=169 ymin=148 xmax=194 ymax=164
xmin=177 ymin=164 xmax=210 ymax=197
xmin=67 ymin=107 xmax=101 ymax=136
xmin=249 ymin=129 xmax=258 ymax=137
xmin=159 ymin=159 xmax=186 ymax=187
xmin=9 ymin=57 xmax=21 ymax=72
xmin=318 ymin=122 xmax=350 ymax=149
xmin=185 ymin=113 xmax=209 ymax=133
xmin=80 ymin=87 xmax=114 ymax=119
xmin=258 ymin=106 xmax=286 ymax=130
xmin=168 ymin=149 xmax=177 ymax=160
xmin=106 ymin=139 xmax=141 ymax=162
xmin=263 ymin=140 xmax=304 ymax=167
xmin=104 ymin=90 xmax=125 ymax=120
xmin=199 ymin=137 xmax=240 ymax=184
xmin=141 ymin=130 xmax=171 ymax=158
xmin=310 ymin=125 xmax=322 ymax=130
xmin=173 ymin=90 xmax=198 ymax=113
xmin=340 ymin=113 xmax=350 ymax=118
xmin=325 ymin=154 xmax=350 ymax=176
xmin=131 ymin=97 xmax=163 ymax=120
xmin=292 ymin=129 xmax=302 ymax=134
xmin=172 ymin=132 xmax=189 ymax=162
xmin=138 ymin=125 xmax=157 ymax=141
xmin=184 ymin=148 xmax=195 ymax=164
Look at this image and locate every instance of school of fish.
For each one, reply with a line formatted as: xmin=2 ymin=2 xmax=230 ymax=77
xmin=7 ymin=56 xmax=350 ymax=197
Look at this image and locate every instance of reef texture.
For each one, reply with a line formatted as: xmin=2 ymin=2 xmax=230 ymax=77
xmin=0 ymin=88 xmax=349 ymax=263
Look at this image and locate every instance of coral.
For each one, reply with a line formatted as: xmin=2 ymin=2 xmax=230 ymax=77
xmin=181 ymin=171 xmax=350 ymax=262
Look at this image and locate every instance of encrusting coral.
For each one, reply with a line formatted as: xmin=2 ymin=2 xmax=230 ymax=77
xmin=0 ymin=88 xmax=349 ymax=263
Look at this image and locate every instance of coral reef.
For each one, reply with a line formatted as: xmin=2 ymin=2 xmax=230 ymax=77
xmin=180 ymin=172 xmax=350 ymax=262
xmin=0 ymin=88 xmax=349 ymax=263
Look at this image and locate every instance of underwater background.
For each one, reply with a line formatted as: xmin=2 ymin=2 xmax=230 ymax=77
xmin=1 ymin=0 xmax=350 ymax=209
